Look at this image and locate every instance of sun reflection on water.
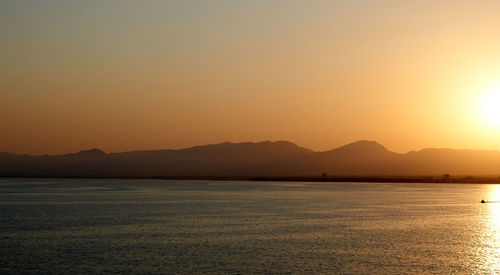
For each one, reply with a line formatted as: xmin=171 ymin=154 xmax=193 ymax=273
xmin=480 ymin=185 xmax=500 ymax=273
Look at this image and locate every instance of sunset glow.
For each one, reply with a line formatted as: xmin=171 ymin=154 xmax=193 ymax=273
xmin=4 ymin=1 xmax=500 ymax=274
xmin=479 ymin=85 xmax=500 ymax=128
xmin=1 ymin=1 xmax=500 ymax=155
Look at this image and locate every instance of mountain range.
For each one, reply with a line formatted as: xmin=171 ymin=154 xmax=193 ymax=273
xmin=1 ymin=140 xmax=500 ymax=178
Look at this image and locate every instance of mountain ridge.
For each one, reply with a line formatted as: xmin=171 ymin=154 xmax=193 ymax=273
xmin=1 ymin=140 xmax=500 ymax=177
xmin=5 ymin=140 xmax=500 ymax=156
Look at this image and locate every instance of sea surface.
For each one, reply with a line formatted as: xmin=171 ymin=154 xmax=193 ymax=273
xmin=1 ymin=178 xmax=500 ymax=274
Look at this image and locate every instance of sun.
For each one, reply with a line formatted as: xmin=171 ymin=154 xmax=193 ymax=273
xmin=478 ymin=84 xmax=500 ymax=127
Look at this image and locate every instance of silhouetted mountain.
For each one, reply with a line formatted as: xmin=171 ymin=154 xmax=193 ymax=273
xmin=73 ymin=148 xmax=107 ymax=157
xmin=391 ymin=148 xmax=500 ymax=175
xmin=322 ymin=140 xmax=398 ymax=159
xmin=1 ymin=140 xmax=500 ymax=178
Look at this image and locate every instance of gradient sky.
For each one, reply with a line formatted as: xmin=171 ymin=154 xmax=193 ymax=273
xmin=2 ymin=0 xmax=500 ymax=155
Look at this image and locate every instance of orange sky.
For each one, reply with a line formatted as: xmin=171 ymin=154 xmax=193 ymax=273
xmin=2 ymin=0 xmax=500 ymax=155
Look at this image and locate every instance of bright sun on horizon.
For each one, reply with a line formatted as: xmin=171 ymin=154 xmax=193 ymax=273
xmin=479 ymin=84 xmax=500 ymax=128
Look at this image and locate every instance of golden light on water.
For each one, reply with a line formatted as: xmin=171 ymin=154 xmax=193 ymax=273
xmin=480 ymin=185 xmax=500 ymax=273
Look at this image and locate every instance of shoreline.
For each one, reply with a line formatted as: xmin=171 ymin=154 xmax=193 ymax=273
xmin=2 ymin=175 xmax=500 ymax=184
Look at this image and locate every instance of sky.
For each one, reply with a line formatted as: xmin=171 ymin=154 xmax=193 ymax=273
xmin=2 ymin=0 xmax=500 ymax=155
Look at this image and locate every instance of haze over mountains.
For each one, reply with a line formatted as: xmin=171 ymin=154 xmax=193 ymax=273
xmin=1 ymin=140 xmax=500 ymax=178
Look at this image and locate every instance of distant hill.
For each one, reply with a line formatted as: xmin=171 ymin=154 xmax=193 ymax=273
xmin=1 ymin=140 xmax=500 ymax=178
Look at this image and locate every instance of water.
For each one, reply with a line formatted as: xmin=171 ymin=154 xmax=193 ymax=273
xmin=1 ymin=178 xmax=500 ymax=274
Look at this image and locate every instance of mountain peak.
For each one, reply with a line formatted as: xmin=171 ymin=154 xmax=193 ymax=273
xmin=336 ymin=140 xmax=387 ymax=151
xmin=75 ymin=148 xmax=107 ymax=156
xmin=321 ymin=140 xmax=398 ymax=160
xmin=184 ymin=140 xmax=312 ymax=155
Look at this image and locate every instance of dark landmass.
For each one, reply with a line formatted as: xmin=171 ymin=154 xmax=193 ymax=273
xmin=2 ymin=140 xmax=500 ymax=180
xmin=250 ymin=175 xmax=500 ymax=183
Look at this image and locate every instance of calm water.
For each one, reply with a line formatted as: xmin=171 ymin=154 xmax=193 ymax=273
xmin=1 ymin=178 xmax=500 ymax=274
